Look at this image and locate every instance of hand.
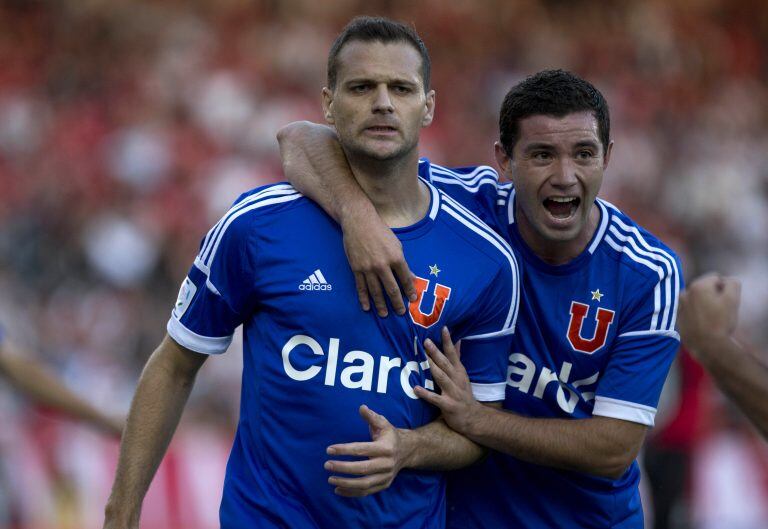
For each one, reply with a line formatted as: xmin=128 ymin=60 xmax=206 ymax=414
xmin=678 ymin=273 xmax=741 ymax=361
xmin=414 ymin=327 xmax=482 ymax=434
xmin=325 ymin=405 xmax=408 ymax=497
xmin=341 ymin=214 xmax=416 ymax=317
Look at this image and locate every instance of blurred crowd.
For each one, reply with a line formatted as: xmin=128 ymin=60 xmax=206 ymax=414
xmin=0 ymin=1 xmax=766 ymax=528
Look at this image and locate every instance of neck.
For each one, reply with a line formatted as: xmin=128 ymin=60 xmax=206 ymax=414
xmin=517 ymin=203 xmax=600 ymax=266
xmin=346 ymin=149 xmax=430 ymax=228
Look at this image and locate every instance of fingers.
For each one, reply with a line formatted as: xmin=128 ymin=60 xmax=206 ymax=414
xmin=360 ymin=268 xmax=414 ymax=317
xmin=325 ymin=457 xmax=392 ymax=476
xmin=394 ymin=262 xmax=417 ymax=303
xmin=325 ymin=414 xmax=398 ymax=498
xmin=423 ymin=338 xmax=454 ymax=378
xmin=334 ymin=485 xmax=388 ymax=498
xmin=329 ymin=473 xmax=392 ymax=497
xmin=353 ymin=272 xmax=370 ymax=312
xmin=413 ymin=385 xmax=444 ymax=408
xmin=689 ymin=272 xmax=724 ymax=295
xmin=723 ymin=277 xmax=742 ymax=306
xmin=440 ymin=327 xmax=460 ymax=364
xmin=379 ymin=269 xmax=407 ymax=316
xmin=327 ymin=441 xmax=392 ymax=458
xmin=358 ymin=405 xmax=390 ymax=430
xmin=687 ymin=273 xmax=741 ymax=309
xmin=364 ymin=272 xmax=389 ymax=317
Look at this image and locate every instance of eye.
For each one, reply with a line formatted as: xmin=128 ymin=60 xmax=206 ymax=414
xmin=392 ymin=85 xmax=412 ymax=94
xmin=350 ymin=84 xmax=371 ymax=93
xmin=575 ymin=149 xmax=596 ymax=161
xmin=532 ymin=151 xmax=552 ymax=161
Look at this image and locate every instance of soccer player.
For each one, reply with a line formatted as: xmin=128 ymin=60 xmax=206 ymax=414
xmin=278 ymin=69 xmax=683 ymax=528
xmin=678 ymin=273 xmax=768 ymax=439
xmin=103 ymin=17 xmax=518 ymax=529
xmin=0 ymin=325 xmax=123 ymax=436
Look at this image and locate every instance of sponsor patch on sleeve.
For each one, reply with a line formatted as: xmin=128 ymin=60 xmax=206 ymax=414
xmin=173 ymin=277 xmax=197 ymax=319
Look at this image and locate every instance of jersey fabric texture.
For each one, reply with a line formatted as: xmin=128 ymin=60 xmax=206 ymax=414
xmin=166 ymin=179 xmax=519 ymax=529
xmin=419 ymin=159 xmax=683 ymax=529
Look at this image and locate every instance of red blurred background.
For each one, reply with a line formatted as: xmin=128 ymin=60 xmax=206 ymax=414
xmin=1 ymin=1 xmax=767 ymax=528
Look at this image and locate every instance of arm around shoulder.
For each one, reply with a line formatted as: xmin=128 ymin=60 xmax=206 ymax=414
xmin=277 ymin=120 xmax=416 ymax=316
xmin=277 ymin=121 xmax=361 ymax=221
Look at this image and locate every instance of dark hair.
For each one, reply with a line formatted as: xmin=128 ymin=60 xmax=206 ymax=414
xmin=327 ymin=16 xmax=431 ymax=91
xmin=499 ymin=69 xmax=610 ymax=155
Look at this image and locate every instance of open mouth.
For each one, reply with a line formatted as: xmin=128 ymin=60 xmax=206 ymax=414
xmin=543 ymin=196 xmax=580 ymax=219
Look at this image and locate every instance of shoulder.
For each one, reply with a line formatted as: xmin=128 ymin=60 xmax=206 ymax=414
xmin=194 ymin=182 xmax=308 ymax=271
xmin=596 ymin=199 xmax=683 ymax=332
xmin=419 ymin=158 xmax=508 ymax=194
xmin=597 ymin=199 xmax=682 ymax=281
xmin=212 ymin=182 xmax=312 ymax=233
xmin=228 ymin=182 xmax=307 ymax=219
xmin=435 ymin=187 xmax=518 ymax=274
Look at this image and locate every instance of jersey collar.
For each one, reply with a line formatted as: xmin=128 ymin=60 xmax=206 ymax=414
xmin=507 ymin=192 xmax=610 ymax=274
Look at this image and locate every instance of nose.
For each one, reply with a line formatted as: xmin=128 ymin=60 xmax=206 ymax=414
xmin=550 ymin=157 xmax=578 ymax=188
xmin=372 ymin=84 xmax=394 ymax=114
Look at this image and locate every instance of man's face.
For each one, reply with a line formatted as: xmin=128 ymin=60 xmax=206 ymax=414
xmin=323 ymin=40 xmax=435 ymax=163
xmin=495 ymin=111 xmax=612 ymax=260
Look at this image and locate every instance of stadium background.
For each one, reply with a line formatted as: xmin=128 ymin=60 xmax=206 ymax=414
xmin=0 ymin=1 xmax=767 ymax=528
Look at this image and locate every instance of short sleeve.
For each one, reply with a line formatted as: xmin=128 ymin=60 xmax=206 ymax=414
xmin=167 ymin=202 xmax=259 ymax=355
xmin=454 ymin=255 xmax=520 ymax=402
xmin=418 ymin=158 xmax=509 ymax=237
xmin=593 ymin=254 xmax=684 ymax=426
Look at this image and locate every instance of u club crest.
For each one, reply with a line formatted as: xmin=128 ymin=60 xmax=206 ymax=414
xmin=408 ymin=275 xmax=452 ymax=328
xmin=566 ymin=301 xmax=615 ymax=354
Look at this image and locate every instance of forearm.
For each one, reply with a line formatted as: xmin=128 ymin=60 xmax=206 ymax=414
xmin=697 ymin=336 xmax=768 ymax=438
xmin=463 ymin=406 xmax=645 ymax=479
xmin=0 ymin=343 xmax=119 ymax=433
xmin=104 ymin=337 xmax=205 ymax=525
xmin=399 ymin=417 xmax=486 ymax=471
xmin=277 ymin=121 xmax=374 ymax=223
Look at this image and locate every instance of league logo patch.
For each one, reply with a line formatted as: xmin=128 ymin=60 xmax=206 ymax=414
xmin=173 ymin=277 xmax=197 ymax=319
xmin=566 ymin=301 xmax=615 ymax=354
xmin=409 ymin=275 xmax=452 ymax=329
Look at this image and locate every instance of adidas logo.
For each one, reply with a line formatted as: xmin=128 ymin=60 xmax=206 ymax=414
xmin=299 ymin=269 xmax=333 ymax=291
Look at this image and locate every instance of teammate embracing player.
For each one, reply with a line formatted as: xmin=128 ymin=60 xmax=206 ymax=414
xmin=103 ymin=17 xmax=519 ymax=529
xmin=279 ymin=70 xmax=683 ymax=527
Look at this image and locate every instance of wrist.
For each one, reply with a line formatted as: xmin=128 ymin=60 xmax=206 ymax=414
xmin=338 ymin=196 xmax=377 ymax=227
xmin=104 ymin=496 xmax=141 ymax=526
xmin=396 ymin=427 xmax=421 ymax=470
xmin=463 ymin=402 xmax=495 ymax=440
xmin=689 ymin=334 xmax=737 ymax=367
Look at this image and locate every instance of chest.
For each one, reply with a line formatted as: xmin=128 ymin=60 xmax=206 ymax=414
xmin=246 ymin=219 xmax=494 ymax=357
xmin=515 ymin=265 xmax=626 ymax=375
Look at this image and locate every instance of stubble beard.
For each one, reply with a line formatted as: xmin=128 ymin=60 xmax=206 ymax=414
xmin=344 ymin=134 xmax=418 ymax=167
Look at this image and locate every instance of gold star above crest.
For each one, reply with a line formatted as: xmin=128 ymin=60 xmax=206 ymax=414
xmin=591 ymin=289 xmax=604 ymax=302
xmin=429 ymin=264 xmax=441 ymax=277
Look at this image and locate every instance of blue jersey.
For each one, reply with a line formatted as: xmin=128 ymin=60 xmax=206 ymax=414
xmin=166 ymin=180 xmax=519 ymax=529
xmin=419 ymin=159 xmax=682 ymax=529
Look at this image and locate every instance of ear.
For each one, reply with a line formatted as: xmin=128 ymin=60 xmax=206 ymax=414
xmin=494 ymin=141 xmax=513 ymax=177
xmin=321 ymin=87 xmax=335 ymax=125
xmin=602 ymin=140 xmax=614 ymax=169
xmin=421 ymin=89 xmax=436 ymax=127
